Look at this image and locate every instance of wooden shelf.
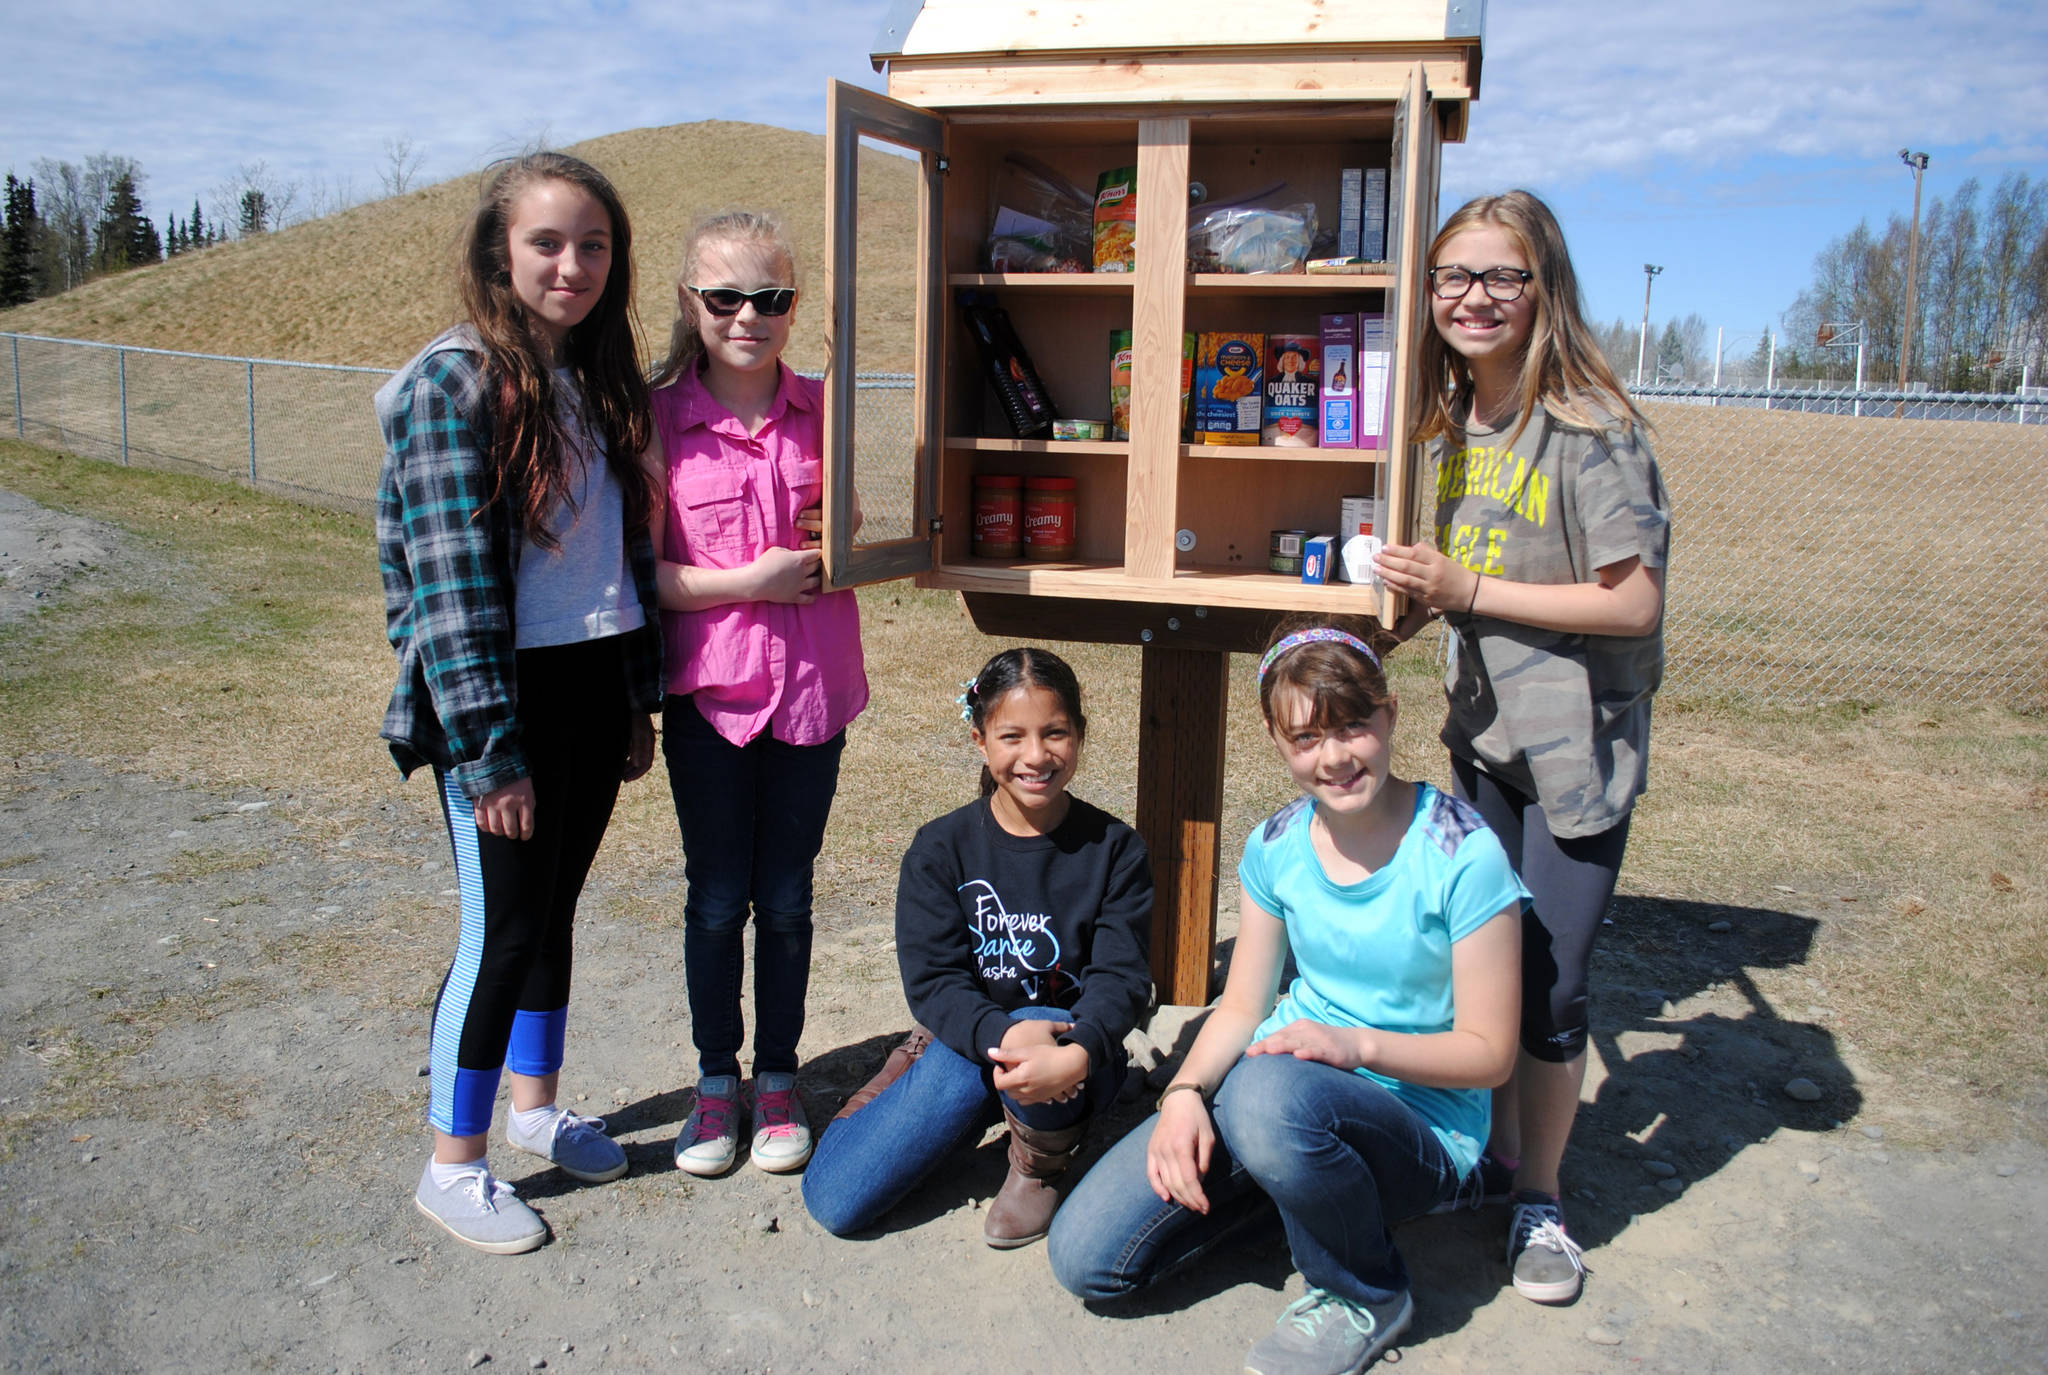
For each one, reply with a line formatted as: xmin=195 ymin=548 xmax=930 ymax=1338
xmin=947 ymin=436 xmax=1131 ymax=456
xmin=949 ymin=273 xmax=1136 ymax=292
xmin=923 ymin=559 xmax=1384 ymax=613
xmin=1180 ymin=443 xmax=1390 ymax=463
xmin=1187 ymin=271 xmax=1393 ymax=294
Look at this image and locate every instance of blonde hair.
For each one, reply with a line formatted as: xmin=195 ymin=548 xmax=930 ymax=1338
xmin=648 ymin=210 xmax=800 ymax=388
xmin=1412 ymin=190 xmax=1647 ymax=449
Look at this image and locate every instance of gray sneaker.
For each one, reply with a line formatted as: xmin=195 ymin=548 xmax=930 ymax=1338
xmin=1507 ymin=1190 xmax=1588 ymax=1303
xmin=413 ymin=1163 xmax=546 ymax=1255
xmin=508 ymin=1109 xmax=628 ymax=1183
xmin=1244 ymin=1288 xmax=1412 ymax=1375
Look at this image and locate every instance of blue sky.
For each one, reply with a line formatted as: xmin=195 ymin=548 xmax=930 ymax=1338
xmin=4 ymin=0 xmax=2044 ymax=348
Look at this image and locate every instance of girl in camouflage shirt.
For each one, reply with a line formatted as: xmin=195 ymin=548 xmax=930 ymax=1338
xmin=1378 ymin=190 xmax=1670 ymax=1306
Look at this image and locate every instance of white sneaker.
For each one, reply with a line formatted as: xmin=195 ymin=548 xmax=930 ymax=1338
xmin=674 ymin=1074 xmax=742 ymax=1177
xmin=749 ymin=1072 xmax=813 ymax=1173
xmin=413 ymin=1163 xmax=545 ymax=1255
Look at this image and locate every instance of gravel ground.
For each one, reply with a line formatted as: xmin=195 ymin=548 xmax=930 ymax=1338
xmin=1 ymin=495 xmax=2044 ymax=1374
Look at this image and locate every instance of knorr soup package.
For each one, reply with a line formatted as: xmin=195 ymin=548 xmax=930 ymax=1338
xmin=1110 ymin=330 xmax=1134 ymax=440
xmin=1093 ymin=166 xmax=1137 ymax=272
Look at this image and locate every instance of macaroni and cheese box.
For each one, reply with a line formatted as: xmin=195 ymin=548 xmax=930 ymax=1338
xmin=1194 ymin=332 xmax=1264 ymax=445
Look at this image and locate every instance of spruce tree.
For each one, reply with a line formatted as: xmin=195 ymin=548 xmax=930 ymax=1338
xmin=93 ymin=172 xmax=148 ymax=274
xmin=1 ymin=174 xmax=40 ymax=307
xmin=166 ymin=214 xmax=181 ymax=256
xmin=190 ymin=198 xmax=205 ymax=249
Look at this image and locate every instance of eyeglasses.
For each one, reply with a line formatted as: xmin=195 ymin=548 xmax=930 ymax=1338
xmin=1427 ymin=266 xmax=1534 ymax=302
xmin=688 ymin=284 xmax=797 ymax=317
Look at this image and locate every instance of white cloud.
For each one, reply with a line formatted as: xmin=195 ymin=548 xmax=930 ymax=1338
xmin=0 ymin=0 xmax=889 ymax=221
xmin=1444 ymin=0 xmax=2048 ymax=197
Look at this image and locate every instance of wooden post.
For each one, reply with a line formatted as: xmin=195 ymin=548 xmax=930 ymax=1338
xmin=1136 ymin=645 xmax=1229 ymax=1006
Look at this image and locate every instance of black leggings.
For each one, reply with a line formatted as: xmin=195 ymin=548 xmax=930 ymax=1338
xmin=427 ymin=637 xmax=629 ymax=1137
xmin=1451 ymin=756 xmax=1631 ymax=1063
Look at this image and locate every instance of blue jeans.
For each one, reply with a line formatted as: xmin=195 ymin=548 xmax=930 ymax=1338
xmin=662 ymin=697 xmax=845 ymax=1078
xmin=1048 ymin=1052 xmax=1461 ymax=1307
xmin=803 ymin=1007 xmax=1123 ymax=1237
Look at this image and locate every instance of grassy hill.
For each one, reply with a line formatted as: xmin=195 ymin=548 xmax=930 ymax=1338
xmin=0 ymin=121 xmax=919 ymax=373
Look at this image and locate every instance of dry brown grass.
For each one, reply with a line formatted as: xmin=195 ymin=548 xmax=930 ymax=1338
xmin=0 ymin=121 xmax=918 ymax=374
xmin=4 ymin=437 xmax=2042 ymax=1140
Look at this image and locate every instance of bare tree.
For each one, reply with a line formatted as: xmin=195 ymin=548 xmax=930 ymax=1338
xmin=209 ymin=161 xmax=303 ymax=238
xmin=378 ymin=136 xmax=425 ymax=197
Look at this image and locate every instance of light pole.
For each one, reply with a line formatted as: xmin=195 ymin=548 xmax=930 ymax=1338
xmin=1898 ymin=149 xmax=1930 ymax=416
xmin=1635 ymin=263 xmax=1663 ymax=387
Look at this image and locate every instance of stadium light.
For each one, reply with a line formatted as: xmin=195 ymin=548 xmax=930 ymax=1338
xmin=1635 ymin=264 xmax=1663 ymax=387
xmin=1898 ymin=150 xmax=1930 ymax=416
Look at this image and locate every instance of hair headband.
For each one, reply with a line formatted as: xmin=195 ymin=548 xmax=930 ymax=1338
xmin=1257 ymin=628 xmax=1380 ymax=684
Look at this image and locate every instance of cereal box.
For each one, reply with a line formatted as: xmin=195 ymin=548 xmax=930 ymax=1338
xmin=1263 ymin=335 xmax=1320 ymax=446
xmin=1194 ymin=332 xmax=1263 ymax=445
xmin=1093 ymin=166 xmax=1137 ymax=272
xmin=1358 ymin=312 xmax=1392 ymax=450
xmin=1320 ymin=313 xmax=1357 ymax=448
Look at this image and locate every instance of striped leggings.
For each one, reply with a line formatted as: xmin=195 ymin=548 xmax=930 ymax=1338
xmin=427 ymin=637 xmax=628 ymax=1137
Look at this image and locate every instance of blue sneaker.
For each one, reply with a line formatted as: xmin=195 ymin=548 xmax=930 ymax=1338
xmin=1430 ymin=1148 xmax=1517 ymax=1214
xmin=508 ymin=1108 xmax=628 ymax=1183
xmin=413 ymin=1163 xmax=546 ymax=1255
xmin=1244 ymin=1288 xmax=1413 ymax=1375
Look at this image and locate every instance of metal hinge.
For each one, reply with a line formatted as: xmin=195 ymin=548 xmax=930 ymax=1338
xmin=937 ymin=158 xmax=950 ymax=175
xmin=929 ymin=515 xmax=945 ymax=533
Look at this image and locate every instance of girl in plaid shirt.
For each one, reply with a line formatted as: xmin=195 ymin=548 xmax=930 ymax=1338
xmin=376 ymin=152 xmax=661 ymax=1254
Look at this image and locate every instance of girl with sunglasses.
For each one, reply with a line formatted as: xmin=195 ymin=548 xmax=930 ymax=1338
xmin=646 ymin=210 xmax=868 ymax=1180
xmin=1376 ymin=190 xmax=1671 ymax=1305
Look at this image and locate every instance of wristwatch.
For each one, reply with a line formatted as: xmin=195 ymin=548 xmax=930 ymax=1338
xmin=1155 ymin=1081 xmax=1211 ymax=1113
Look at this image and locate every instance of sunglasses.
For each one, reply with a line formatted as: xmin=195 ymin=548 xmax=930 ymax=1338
xmin=688 ymin=284 xmax=797 ymax=317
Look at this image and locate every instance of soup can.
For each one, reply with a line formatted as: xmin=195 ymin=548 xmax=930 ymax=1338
xmin=1269 ymin=528 xmax=1308 ymax=574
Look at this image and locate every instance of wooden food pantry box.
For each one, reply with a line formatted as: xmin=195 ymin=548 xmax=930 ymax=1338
xmin=820 ymin=0 xmax=1484 ymax=636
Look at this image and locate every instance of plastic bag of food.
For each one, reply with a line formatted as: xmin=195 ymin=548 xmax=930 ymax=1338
xmin=986 ymin=156 xmax=1093 ymax=273
xmin=1186 ymin=202 xmax=1318 ymax=275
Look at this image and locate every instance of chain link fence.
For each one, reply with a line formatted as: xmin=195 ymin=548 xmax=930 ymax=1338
xmin=5 ymin=332 xmax=2042 ymax=710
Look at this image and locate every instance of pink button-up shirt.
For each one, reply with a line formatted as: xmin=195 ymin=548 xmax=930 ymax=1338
xmin=654 ymin=363 xmax=868 ymax=747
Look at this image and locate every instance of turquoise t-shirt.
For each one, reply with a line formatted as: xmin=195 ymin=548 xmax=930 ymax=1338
xmin=1241 ymin=783 xmax=1528 ymax=1177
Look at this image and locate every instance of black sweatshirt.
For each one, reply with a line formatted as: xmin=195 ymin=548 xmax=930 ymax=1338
xmin=894 ymin=796 xmax=1154 ymax=1076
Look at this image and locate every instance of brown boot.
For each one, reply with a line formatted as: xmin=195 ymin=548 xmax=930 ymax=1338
xmin=983 ymin=1106 xmax=1085 ymax=1249
xmin=832 ymin=1026 xmax=933 ymax=1122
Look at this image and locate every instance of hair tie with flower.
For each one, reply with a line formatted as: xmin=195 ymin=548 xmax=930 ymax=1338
xmin=955 ymin=676 xmax=979 ymax=723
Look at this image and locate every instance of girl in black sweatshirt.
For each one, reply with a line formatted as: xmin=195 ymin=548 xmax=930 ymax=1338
xmin=802 ymin=647 xmax=1153 ymax=1247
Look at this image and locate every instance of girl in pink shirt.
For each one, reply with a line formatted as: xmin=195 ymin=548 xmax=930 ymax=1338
xmin=646 ymin=211 xmax=869 ymax=1180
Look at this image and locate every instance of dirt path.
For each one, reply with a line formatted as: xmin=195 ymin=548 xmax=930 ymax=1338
xmin=1 ymin=499 xmax=2044 ymax=1374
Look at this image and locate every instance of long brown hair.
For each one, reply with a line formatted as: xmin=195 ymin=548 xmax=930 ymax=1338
xmin=458 ymin=151 xmax=653 ymax=549
xmin=648 ymin=210 xmax=799 ymax=389
xmin=1411 ymin=190 xmax=1648 ymax=450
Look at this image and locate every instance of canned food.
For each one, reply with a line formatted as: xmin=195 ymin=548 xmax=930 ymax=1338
xmin=1269 ymin=528 xmax=1308 ymax=574
xmin=973 ymin=474 xmax=1024 ymax=558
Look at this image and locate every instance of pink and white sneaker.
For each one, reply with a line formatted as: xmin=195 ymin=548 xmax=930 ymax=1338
xmin=749 ymin=1072 xmax=813 ymax=1173
xmin=674 ymin=1075 xmax=742 ymax=1177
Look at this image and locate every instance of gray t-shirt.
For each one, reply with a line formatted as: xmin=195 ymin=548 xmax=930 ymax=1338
xmin=1434 ymin=407 xmax=1670 ymax=838
xmin=513 ymin=373 xmax=646 ymax=650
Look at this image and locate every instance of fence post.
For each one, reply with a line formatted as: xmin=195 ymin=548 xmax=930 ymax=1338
xmin=246 ymin=359 xmax=258 ymax=486
xmin=118 ymin=347 xmax=130 ymax=465
xmin=11 ymin=336 xmax=21 ymax=439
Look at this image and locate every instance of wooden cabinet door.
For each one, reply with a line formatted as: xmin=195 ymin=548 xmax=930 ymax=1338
xmin=822 ymin=80 xmax=947 ymax=588
xmin=1382 ymin=62 xmax=1445 ymax=627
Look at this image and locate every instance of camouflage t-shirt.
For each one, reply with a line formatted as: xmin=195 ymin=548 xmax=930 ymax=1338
xmin=1434 ymin=408 xmax=1670 ymax=838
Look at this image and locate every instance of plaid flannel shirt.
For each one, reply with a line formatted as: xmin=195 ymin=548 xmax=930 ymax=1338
xmin=375 ymin=328 xmax=663 ymax=799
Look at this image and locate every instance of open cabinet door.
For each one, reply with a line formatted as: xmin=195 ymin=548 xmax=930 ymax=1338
xmin=823 ymin=79 xmax=946 ymax=589
xmin=1380 ymin=62 xmax=1444 ymax=628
